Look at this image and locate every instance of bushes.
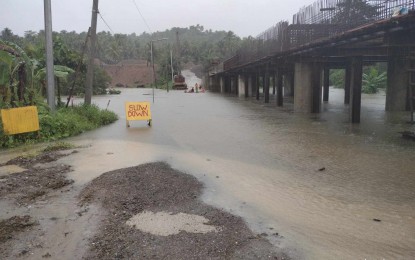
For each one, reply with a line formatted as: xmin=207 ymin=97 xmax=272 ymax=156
xmin=362 ymin=67 xmax=387 ymax=94
xmin=329 ymin=69 xmax=345 ymax=89
xmin=330 ymin=64 xmax=387 ymax=94
xmin=0 ymin=104 xmax=118 ymax=148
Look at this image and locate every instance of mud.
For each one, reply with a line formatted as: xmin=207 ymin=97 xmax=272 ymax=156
xmin=0 ymin=149 xmax=77 ymax=259
xmin=80 ymin=162 xmax=289 ymax=259
xmin=0 ymin=151 xmax=75 ymax=205
xmin=1 ymin=146 xmax=289 ymax=259
xmin=0 ymin=215 xmax=37 ymax=244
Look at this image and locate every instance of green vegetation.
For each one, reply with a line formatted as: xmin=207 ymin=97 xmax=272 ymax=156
xmin=42 ymin=141 xmax=76 ymax=152
xmin=0 ymin=25 xmax=243 ymax=148
xmin=0 ymin=104 xmax=118 ymax=148
xmin=1 ymin=26 xmax=243 ymax=87
xmin=107 ymin=88 xmax=121 ymax=94
xmin=331 ymin=0 xmax=378 ymax=26
xmin=0 ymin=38 xmax=117 ymax=149
xmin=362 ymin=67 xmax=387 ymax=94
xmin=329 ymin=69 xmax=345 ymax=89
xmin=329 ymin=63 xmax=387 ymax=94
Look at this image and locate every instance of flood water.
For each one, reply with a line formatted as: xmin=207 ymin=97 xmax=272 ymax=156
xmin=60 ymin=71 xmax=415 ymax=259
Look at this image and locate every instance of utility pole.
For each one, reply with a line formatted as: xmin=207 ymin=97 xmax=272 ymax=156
xmin=44 ymin=0 xmax=55 ymax=111
xmin=85 ymin=0 xmax=98 ymax=105
xmin=175 ymin=31 xmax=181 ymax=74
xmin=170 ymin=49 xmax=173 ymax=92
xmin=150 ymin=38 xmax=168 ymax=103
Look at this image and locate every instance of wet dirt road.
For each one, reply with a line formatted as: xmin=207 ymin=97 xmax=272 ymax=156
xmin=5 ymin=70 xmax=414 ymax=259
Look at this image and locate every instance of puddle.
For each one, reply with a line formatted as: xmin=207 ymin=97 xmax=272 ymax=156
xmin=0 ymin=165 xmax=27 ymax=176
xmin=126 ymin=211 xmax=220 ymax=236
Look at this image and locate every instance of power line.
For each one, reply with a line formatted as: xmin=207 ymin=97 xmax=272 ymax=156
xmin=131 ymin=0 xmax=152 ymax=34
xmin=98 ymin=10 xmax=114 ymax=34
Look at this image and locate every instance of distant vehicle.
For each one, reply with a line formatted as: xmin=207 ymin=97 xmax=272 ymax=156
xmin=173 ymin=74 xmax=187 ymax=90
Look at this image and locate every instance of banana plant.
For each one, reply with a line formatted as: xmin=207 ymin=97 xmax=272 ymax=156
xmin=0 ymin=40 xmax=35 ymax=108
xmin=35 ymin=65 xmax=74 ymax=106
xmin=362 ymin=67 xmax=386 ymax=94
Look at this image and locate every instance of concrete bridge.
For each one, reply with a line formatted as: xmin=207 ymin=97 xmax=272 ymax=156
xmin=207 ymin=0 xmax=415 ymax=123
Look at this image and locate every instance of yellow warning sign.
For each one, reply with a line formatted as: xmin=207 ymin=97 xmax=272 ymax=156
xmin=1 ymin=106 xmax=40 ymax=135
xmin=125 ymin=102 xmax=152 ymax=127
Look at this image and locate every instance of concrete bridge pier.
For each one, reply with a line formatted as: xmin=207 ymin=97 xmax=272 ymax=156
xmin=345 ymin=65 xmax=351 ymax=105
xmin=219 ymin=76 xmax=225 ymax=93
xmin=284 ymin=71 xmax=295 ymax=97
xmin=247 ymin=75 xmax=253 ymax=97
xmin=244 ymin=75 xmax=249 ymax=98
xmin=238 ymin=74 xmax=246 ymax=98
xmin=294 ymin=62 xmax=322 ymax=113
xmin=323 ymin=67 xmax=330 ymax=102
xmin=272 ymin=73 xmax=276 ymax=95
xmin=224 ymin=75 xmax=229 ymax=94
xmin=230 ymin=76 xmax=237 ymax=95
xmin=386 ymin=57 xmax=410 ymax=111
xmin=216 ymin=75 xmax=221 ymax=92
xmin=264 ymin=68 xmax=270 ymax=103
xmin=256 ymin=69 xmax=261 ymax=100
xmin=276 ymin=68 xmax=283 ymax=107
xmin=349 ymin=57 xmax=363 ymax=123
xmin=311 ymin=63 xmax=323 ymax=113
xmin=207 ymin=75 xmax=214 ymax=92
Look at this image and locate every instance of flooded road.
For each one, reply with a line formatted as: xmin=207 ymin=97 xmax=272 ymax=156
xmin=57 ymin=71 xmax=415 ymax=259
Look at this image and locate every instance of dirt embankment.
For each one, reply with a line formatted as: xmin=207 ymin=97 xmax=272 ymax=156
xmin=101 ymin=59 xmax=205 ymax=88
xmin=101 ymin=60 xmax=154 ymax=88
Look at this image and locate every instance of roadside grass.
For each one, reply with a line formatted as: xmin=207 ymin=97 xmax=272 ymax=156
xmin=42 ymin=141 xmax=76 ymax=152
xmin=0 ymin=104 xmax=118 ymax=148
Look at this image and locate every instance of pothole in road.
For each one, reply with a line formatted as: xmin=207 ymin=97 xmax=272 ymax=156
xmin=126 ymin=210 xmax=221 ymax=236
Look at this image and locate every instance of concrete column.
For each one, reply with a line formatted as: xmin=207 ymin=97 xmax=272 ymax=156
xmin=284 ymin=72 xmax=294 ymax=97
xmin=220 ymin=76 xmax=225 ymax=93
xmin=350 ymin=57 xmax=363 ymax=123
xmin=244 ymin=75 xmax=249 ymax=98
xmin=294 ymin=63 xmax=313 ymax=112
xmin=214 ymin=76 xmax=220 ymax=92
xmin=311 ymin=63 xmax=322 ymax=113
xmin=248 ymin=75 xmax=253 ymax=97
xmin=238 ymin=74 xmax=246 ymax=98
xmin=386 ymin=57 xmax=409 ymax=111
xmin=208 ymin=76 xmax=213 ymax=91
xmin=256 ymin=70 xmax=260 ymax=100
xmin=272 ymin=74 xmax=276 ymax=95
xmin=264 ymin=70 xmax=270 ymax=103
xmin=345 ymin=66 xmax=351 ymax=105
xmin=230 ymin=76 xmax=236 ymax=94
xmin=226 ymin=76 xmax=232 ymax=93
xmin=276 ymin=69 xmax=283 ymax=107
xmin=323 ymin=67 xmax=330 ymax=102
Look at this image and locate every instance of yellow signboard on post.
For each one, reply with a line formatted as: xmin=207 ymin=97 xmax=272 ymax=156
xmin=125 ymin=101 xmax=152 ymax=127
xmin=1 ymin=106 xmax=40 ymax=135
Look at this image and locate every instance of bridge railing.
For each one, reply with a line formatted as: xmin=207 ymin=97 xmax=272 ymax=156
xmin=293 ymin=0 xmax=415 ymax=26
xmin=223 ymin=0 xmax=415 ymax=71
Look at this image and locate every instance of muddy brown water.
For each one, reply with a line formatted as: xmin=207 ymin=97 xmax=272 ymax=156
xmin=3 ymin=70 xmax=414 ymax=259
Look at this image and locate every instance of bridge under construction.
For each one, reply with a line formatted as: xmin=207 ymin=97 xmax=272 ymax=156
xmin=208 ymin=0 xmax=415 ymax=123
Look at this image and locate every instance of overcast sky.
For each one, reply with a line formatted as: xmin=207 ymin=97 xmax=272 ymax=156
xmin=2 ymin=0 xmax=313 ymax=38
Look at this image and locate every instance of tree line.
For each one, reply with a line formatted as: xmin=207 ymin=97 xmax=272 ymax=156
xmin=4 ymin=25 xmax=241 ymax=72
